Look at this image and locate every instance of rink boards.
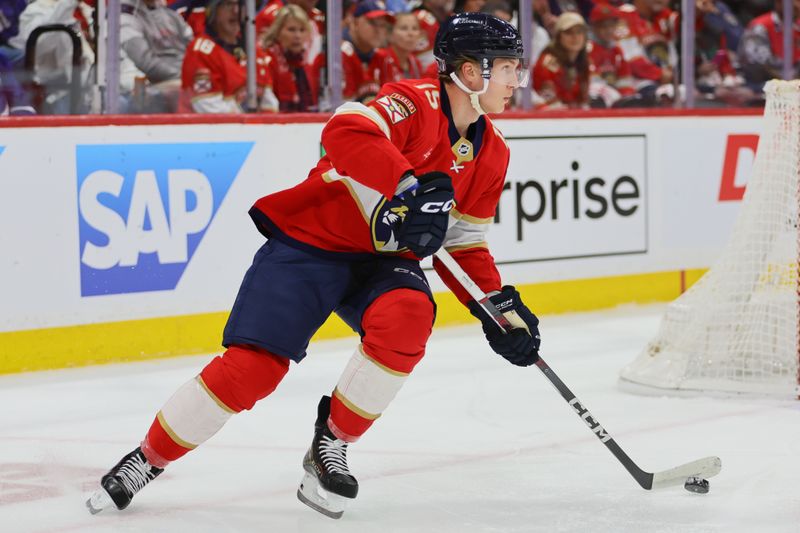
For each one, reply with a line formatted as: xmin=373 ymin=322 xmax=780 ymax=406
xmin=0 ymin=110 xmax=762 ymax=373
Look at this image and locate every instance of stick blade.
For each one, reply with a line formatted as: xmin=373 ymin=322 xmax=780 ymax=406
xmin=651 ymin=456 xmax=722 ymax=490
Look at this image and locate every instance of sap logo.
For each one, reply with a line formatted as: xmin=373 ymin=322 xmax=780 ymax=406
xmin=0 ymin=146 xmax=4 ymax=156
xmin=77 ymin=143 xmax=253 ymax=297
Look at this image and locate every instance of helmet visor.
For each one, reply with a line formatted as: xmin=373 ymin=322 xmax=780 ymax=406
xmin=488 ymin=59 xmax=529 ymax=88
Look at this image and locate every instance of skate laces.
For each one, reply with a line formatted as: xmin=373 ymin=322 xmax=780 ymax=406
xmin=116 ymin=454 xmax=157 ymax=496
xmin=319 ymin=435 xmax=350 ymax=476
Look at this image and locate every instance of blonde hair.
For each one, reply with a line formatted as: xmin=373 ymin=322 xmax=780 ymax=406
xmin=261 ymin=4 xmax=311 ymax=49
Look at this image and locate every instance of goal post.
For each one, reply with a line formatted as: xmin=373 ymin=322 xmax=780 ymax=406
xmin=619 ymin=80 xmax=800 ymax=398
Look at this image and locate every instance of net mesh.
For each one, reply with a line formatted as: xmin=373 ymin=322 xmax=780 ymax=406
xmin=620 ymin=80 xmax=800 ymax=397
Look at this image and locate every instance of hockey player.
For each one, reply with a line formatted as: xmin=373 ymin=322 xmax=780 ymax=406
xmin=87 ymin=12 xmax=541 ymax=520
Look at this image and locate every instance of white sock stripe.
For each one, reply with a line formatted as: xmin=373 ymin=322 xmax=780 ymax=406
xmin=334 ymin=345 xmax=408 ymax=419
xmin=158 ymin=376 xmax=234 ymax=448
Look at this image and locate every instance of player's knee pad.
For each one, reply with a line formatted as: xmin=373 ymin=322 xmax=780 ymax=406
xmin=329 ymin=290 xmax=434 ymax=442
xmin=143 ymin=346 xmax=290 ymax=466
xmin=200 ymin=345 xmax=290 ymax=412
xmin=361 ymin=288 xmax=434 ymax=373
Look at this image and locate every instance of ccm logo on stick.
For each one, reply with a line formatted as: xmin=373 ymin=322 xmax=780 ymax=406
xmin=569 ymin=398 xmax=611 ymax=443
xmin=76 ymin=142 xmax=253 ymax=296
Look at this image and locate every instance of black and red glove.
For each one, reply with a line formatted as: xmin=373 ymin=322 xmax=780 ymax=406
xmin=468 ymin=285 xmax=541 ymax=367
xmin=396 ymin=172 xmax=454 ymax=258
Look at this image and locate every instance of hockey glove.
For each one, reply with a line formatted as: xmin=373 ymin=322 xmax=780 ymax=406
xmin=468 ymin=285 xmax=541 ymax=367
xmin=396 ymin=171 xmax=454 ymax=258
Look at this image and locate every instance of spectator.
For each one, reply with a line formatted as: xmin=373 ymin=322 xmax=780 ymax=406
xmin=615 ymin=0 xmax=678 ymax=91
xmin=533 ymin=12 xmax=591 ymax=109
xmin=587 ymin=3 xmax=636 ymax=107
xmin=454 ymin=0 xmax=487 ymax=13
xmin=533 ymin=0 xmax=558 ymax=34
xmin=728 ymin=0 xmax=773 ymax=27
xmin=256 ymin=0 xmax=325 ymax=63
xmin=369 ymin=12 xmax=424 ymax=85
xmin=738 ymin=0 xmax=800 ymax=92
xmin=121 ymin=0 xmax=194 ymax=113
xmin=696 ymin=0 xmax=744 ymax=51
xmin=314 ymin=0 xmax=392 ymax=102
xmin=9 ymin=0 xmax=96 ymax=114
xmin=169 ymin=0 xmax=209 ymax=37
xmin=0 ymin=53 xmax=35 ymax=115
xmin=411 ymin=0 xmax=454 ymax=68
xmin=0 ymin=0 xmax=27 ymax=65
xmin=385 ymin=0 xmax=412 ymax=13
xmin=480 ymin=0 xmax=512 ymax=22
xmin=545 ymin=0 xmax=594 ymax=22
xmin=180 ymin=0 xmax=278 ymax=113
xmin=694 ymin=0 xmax=757 ymax=105
xmin=262 ymin=4 xmax=318 ymax=111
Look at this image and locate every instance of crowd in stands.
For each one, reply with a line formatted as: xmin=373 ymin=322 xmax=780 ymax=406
xmin=0 ymin=0 xmax=797 ymax=115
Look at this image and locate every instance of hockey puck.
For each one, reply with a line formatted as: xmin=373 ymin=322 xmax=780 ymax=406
xmin=684 ymin=477 xmax=709 ymax=494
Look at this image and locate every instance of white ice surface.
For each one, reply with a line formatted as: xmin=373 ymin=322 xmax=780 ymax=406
xmin=1 ymin=305 xmax=798 ymax=533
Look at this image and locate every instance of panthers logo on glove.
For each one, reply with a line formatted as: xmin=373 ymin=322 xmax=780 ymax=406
xmin=370 ymin=197 xmax=409 ymax=253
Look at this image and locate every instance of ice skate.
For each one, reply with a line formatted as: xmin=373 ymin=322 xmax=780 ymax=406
xmin=86 ymin=447 xmax=163 ymax=514
xmin=297 ymin=395 xmax=358 ymax=519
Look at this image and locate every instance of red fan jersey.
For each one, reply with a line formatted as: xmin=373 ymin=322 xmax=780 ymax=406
xmin=180 ymin=34 xmax=276 ymax=113
xmin=588 ymin=39 xmax=635 ymax=95
xmin=313 ymin=41 xmax=381 ymax=101
xmin=369 ymin=46 xmax=424 ymax=86
xmin=615 ymin=4 xmax=678 ymax=81
xmin=265 ymin=43 xmax=319 ymax=111
xmin=168 ymin=0 xmax=206 ymax=36
xmin=532 ymin=50 xmax=589 ymax=108
xmin=412 ymin=8 xmax=440 ymax=68
xmin=746 ymin=12 xmax=800 ymax=63
xmin=256 ymin=0 xmax=325 ymax=62
xmin=250 ymin=79 xmax=510 ymax=303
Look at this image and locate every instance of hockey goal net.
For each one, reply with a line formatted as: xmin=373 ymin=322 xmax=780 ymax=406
xmin=620 ymin=79 xmax=800 ymax=398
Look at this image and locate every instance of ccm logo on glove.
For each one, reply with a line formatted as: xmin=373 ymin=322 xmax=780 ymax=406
xmin=420 ymin=200 xmax=455 ymax=213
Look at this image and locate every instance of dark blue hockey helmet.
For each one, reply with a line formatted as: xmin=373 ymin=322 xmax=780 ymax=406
xmin=433 ymin=13 xmax=526 ymax=79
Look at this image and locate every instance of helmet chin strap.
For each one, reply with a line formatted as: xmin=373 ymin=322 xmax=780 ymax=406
xmin=449 ymin=72 xmax=490 ymax=116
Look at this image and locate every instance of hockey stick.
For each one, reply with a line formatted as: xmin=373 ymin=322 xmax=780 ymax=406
xmin=433 ymin=249 xmax=722 ymax=491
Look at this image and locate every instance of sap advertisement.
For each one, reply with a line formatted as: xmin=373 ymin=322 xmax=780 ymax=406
xmin=0 ymin=114 xmax=762 ymax=332
xmin=76 ymin=143 xmax=253 ymax=297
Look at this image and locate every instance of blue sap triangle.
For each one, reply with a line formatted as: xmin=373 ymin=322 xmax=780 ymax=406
xmin=77 ymin=142 xmax=254 ymax=297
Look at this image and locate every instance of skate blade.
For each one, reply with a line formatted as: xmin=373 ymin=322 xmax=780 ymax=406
xmin=86 ymin=487 xmax=114 ymax=515
xmin=297 ymin=472 xmax=349 ymax=519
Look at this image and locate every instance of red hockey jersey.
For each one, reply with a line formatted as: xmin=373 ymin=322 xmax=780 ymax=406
xmin=313 ymin=41 xmax=381 ymax=101
xmin=532 ymin=51 xmax=589 ymax=108
xmin=265 ymin=43 xmax=319 ymax=111
xmin=180 ymin=34 xmax=276 ymax=113
xmin=412 ymin=8 xmax=441 ymax=68
xmin=250 ymin=79 xmax=510 ymax=303
xmin=369 ymin=46 xmax=424 ymax=86
xmin=588 ymin=40 xmax=635 ymax=95
xmin=615 ymin=4 xmax=677 ymax=81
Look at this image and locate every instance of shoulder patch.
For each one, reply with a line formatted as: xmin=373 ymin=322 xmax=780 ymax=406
xmin=375 ymin=93 xmax=417 ymax=124
xmin=192 ymin=67 xmax=212 ymax=94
